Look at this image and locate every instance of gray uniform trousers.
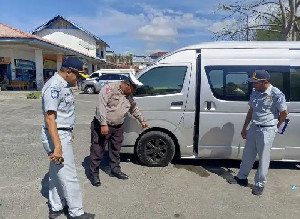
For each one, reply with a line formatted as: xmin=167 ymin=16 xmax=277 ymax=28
xmin=42 ymin=130 xmax=84 ymax=217
xmin=237 ymin=125 xmax=277 ymax=187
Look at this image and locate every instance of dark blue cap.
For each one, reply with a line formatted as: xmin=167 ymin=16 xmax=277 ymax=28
xmin=62 ymin=57 xmax=84 ymax=73
xmin=248 ymin=70 xmax=270 ymax=82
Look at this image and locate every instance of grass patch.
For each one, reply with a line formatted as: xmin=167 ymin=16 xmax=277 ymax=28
xmin=26 ymin=91 xmax=42 ymax=99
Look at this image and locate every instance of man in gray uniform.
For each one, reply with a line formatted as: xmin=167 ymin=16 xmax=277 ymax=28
xmin=42 ymin=57 xmax=95 ymax=219
xmin=89 ymin=73 xmax=148 ymax=186
xmin=228 ymin=70 xmax=288 ymax=196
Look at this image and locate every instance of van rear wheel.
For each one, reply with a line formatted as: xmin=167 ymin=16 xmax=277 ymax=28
xmin=136 ymin=131 xmax=175 ymax=167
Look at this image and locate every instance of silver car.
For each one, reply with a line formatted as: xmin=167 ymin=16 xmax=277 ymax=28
xmin=81 ymin=73 xmax=128 ymax=94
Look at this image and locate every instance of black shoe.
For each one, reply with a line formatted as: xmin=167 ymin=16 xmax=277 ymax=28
xmin=67 ymin=212 xmax=95 ymax=219
xmin=227 ymin=176 xmax=248 ymax=186
xmin=252 ymin=186 xmax=264 ymax=196
xmin=109 ymin=171 xmax=129 ymax=180
xmin=49 ymin=206 xmax=68 ymax=219
xmin=90 ymin=175 xmax=101 ymax=187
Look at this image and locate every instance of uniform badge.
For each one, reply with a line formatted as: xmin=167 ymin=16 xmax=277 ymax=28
xmin=106 ymin=87 xmax=113 ymax=94
xmin=51 ymin=89 xmax=60 ymax=99
xmin=266 ymin=95 xmax=271 ymax=99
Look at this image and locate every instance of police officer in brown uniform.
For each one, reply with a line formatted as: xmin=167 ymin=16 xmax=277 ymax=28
xmin=89 ymin=73 xmax=148 ymax=186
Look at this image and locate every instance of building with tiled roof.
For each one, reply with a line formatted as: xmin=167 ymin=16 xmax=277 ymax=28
xmin=32 ymin=15 xmax=109 ymax=61
xmin=0 ymin=22 xmax=105 ymax=90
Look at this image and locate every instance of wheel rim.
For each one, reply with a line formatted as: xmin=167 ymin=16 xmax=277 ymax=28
xmin=86 ymin=87 xmax=94 ymax=94
xmin=144 ymin=137 xmax=168 ymax=163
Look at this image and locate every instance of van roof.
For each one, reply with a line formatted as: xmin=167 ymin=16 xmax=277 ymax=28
xmin=180 ymin=41 xmax=300 ymax=50
xmin=94 ymin=69 xmax=135 ymax=74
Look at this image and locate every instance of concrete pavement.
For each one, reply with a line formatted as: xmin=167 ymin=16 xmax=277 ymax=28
xmin=0 ymin=92 xmax=299 ymax=219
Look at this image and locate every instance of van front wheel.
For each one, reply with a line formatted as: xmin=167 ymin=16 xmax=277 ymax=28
xmin=136 ymin=131 xmax=175 ymax=167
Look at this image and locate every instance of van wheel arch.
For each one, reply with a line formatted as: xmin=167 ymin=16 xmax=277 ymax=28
xmin=134 ymin=127 xmax=181 ymax=167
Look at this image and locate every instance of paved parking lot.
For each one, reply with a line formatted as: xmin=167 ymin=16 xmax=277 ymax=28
xmin=0 ymin=92 xmax=299 ymax=219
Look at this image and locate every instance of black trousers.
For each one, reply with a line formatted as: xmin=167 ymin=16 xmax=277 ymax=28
xmin=89 ymin=117 xmax=124 ymax=177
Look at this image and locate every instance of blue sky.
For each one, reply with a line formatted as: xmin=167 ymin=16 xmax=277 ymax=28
xmin=0 ymin=0 xmax=237 ymax=55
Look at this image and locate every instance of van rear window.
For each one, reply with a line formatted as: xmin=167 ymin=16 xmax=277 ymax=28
xmin=205 ymin=66 xmax=291 ymax=101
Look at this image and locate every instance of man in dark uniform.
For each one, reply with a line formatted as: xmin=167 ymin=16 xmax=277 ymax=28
xmin=89 ymin=73 xmax=148 ymax=186
xmin=228 ymin=70 xmax=288 ymax=196
xmin=42 ymin=57 xmax=95 ymax=218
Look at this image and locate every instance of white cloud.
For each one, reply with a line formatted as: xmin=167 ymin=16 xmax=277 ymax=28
xmin=135 ymin=7 xmax=213 ymax=43
xmin=136 ymin=17 xmax=178 ymax=43
xmin=69 ymin=9 xmax=147 ymax=36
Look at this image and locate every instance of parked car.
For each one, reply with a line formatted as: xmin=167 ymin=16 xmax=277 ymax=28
xmin=85 ymin=72 xmax=100 ymax=81
xmin=81 ymin=73 xmax=129 ymax=94
xmin=85 ymin=69 xmax=136 ymax=81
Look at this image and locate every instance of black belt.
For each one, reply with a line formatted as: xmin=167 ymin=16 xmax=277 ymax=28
xmin=255 ymin=124 xmax=275 ymax=128
xmin=108 ymin=124 xmax=123 ymax=128
xmin=44 ymin=127 xmax=73 ymax=131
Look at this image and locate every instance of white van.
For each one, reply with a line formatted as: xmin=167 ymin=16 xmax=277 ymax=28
xmin=121 ymin=41 xmax=300 ymax=167
xmin=86 ymin=68 xmax=136 ymax=80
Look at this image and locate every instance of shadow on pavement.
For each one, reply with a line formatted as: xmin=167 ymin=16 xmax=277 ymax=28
xmin=41 ymin=172 xmax=49 ymax=205
xmin=82 ymin=152 xmax=136 ymax=180
xmin=174 ymin=159 xmax=299 ymax=188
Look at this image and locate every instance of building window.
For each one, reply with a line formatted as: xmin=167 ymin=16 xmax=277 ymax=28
xmin=135 ymin=66 xmax=187 ymax=96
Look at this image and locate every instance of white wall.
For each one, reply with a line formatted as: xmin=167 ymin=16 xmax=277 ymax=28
xmin=35 ymin=29 xmax=98 ymax=57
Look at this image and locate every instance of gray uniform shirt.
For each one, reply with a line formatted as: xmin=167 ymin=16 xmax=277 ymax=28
xmin=248 ymin=85 xmax=287 ymax=126
xmin=95 ymin=82 xmax=144 ymax=126
xmin=42 ymin=73 xmax=75 ymax=128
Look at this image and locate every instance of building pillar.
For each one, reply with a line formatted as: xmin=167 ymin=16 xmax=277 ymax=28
xmin=35 ymin=49 xmax=44 ymax=90
xmin=88 ymin=62 xmax=93 ymax=74
xmin=8 ymin=49 xmax=16 ymax=80
xmin=57 ymin=54 xmax=63 ymax=72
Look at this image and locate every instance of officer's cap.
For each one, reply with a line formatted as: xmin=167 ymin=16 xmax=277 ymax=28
xmin=62 ymin=57 xmax=84 ymax=74
xmin=248 ymin=70 xmax=270 ymax=82
xmin=124 ymin=72 xmax=143 ymax=88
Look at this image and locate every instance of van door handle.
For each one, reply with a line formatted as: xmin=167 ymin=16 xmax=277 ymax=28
xmin=204 ymin=101 xmax=215 ymax=110
xmin=171 ymin=101 xmax=183 ymax=106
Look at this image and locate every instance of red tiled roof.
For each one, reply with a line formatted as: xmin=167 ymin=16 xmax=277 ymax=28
xmin=150 ymin=51 xmax=168 ymax=57
xmin=0 ymin=22 xmax=94 ymax=58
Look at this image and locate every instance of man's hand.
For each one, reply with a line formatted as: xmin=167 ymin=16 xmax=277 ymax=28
xmin=71 ymin=132 xmax=75 ymax=142
xmin=49 ymin=146 xmax=63 ymax=164
xmin=101 ymin=125 xmax=109 ymax=135
xmin=141 ymin=122 xmax=148 ymax=130
xmin=241 ymin=128 xmax=247 ymax=139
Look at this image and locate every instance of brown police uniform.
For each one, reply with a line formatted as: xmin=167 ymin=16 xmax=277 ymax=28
xmin=90 ymin=82 xmax=144 ymax=177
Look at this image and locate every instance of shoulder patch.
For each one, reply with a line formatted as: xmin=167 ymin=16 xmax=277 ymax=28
xmin=51 ymin=88 xmax=60 ymax=99
xmin=106 ymin=87 xmax=113 ymax=94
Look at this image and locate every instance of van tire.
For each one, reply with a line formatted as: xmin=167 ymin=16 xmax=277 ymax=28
xmin=85 ymin=86 xmax=95 ymax=94
xmin=136 ymin=131 xmax=175 ymax=167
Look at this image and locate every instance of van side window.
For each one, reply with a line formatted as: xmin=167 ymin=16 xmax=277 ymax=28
xmin=206 ymin=67 xmax=250 ymax=101
xmin=205 ymin=66 xmax=289 ymax=101
xmin=290 ymin=67 xmax=300 ymax=101
xmin=135 ymin=66 xmax=187 ymax=96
